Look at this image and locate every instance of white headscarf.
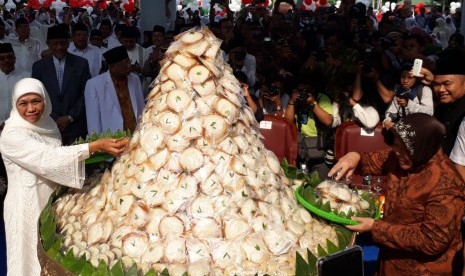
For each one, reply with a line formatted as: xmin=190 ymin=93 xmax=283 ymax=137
xmin=4 ymin=78 xmax=60 ymax=138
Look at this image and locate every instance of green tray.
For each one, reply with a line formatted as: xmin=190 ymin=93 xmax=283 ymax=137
xmin=85 ymin=153 xmax=114 ymax=164
xmin=295 ymin=186 xmax=380 ymax=225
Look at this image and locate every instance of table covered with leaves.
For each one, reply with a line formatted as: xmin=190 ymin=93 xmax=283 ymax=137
xmin=38 ymin=161 xmax=358 ymax=276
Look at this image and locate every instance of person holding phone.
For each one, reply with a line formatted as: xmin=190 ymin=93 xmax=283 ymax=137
xmin=382 ymin=64 xmax=434 ymax=130
xmin=328 ymin=113 xmax=465 ymax=275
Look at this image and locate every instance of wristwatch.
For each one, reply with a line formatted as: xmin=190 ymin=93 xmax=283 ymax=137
xmin=276 ymin=106 xmax=282 ymax=111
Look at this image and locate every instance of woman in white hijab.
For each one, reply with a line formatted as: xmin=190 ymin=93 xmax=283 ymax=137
xmin=0 ymin=78 xmax=128 ymax=275
xmin=431 ymin=17 xmax=451 ymax=49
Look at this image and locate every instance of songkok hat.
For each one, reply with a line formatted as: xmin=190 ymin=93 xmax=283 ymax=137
xmin=47 ymin=24 xmax=70 ymax=40
xmin=0 ymin=43 xmax=14 ymax=54
xmin=90 ymin=29 xmax=102 ymax=37
xmin=435 ymin=48 xmax=465 ymax=75
xmin=152 ymin=25 xmax=165 ymax=34
xmin=15 ymin=17 xmax=29 ymax=27
xmin=72 ymin=22 xmax=88 ymax=34
xmin=121 ymin=26 xmax=139 ymax=39
xmin=103 ymin=46 xmax=128 ymax=65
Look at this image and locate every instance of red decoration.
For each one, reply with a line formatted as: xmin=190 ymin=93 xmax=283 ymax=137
xmin=42 ymin=0 xmax=53 ymax=7
xmin=97 ymin=0 xmax=108 ymax=10
xmin=256 ymin=0 xmax=270 ymax=6
xmin=69 ymin=0 xmax=82 ymax=8
xmin=28 ymin=0 xmax=41 ymax=10
xmin=301 ymin=4 xmax=307 ymax=10
xmin=415 ymin=7 xmax=420 ymax=14
xmin=319 ymin=0 xmax=327 ymax=6
xmin=418 ymin=2 xmax=425 ymax=8
xmin=26 ymin=0 xmax=134 ymax=11
xmin=123 ymin=1 xmax=136 ymax=13
xmin=304 ymin=0 xmax=312 ymax=5
xmin=242 ymin=0 xmax=253 ymax=4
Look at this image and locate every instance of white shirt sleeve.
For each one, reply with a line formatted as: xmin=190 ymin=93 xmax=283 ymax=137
xmin=352 ymin=104 xmax=380 ymax=129
xmin=0 ymin=128 xmax=89 ymax=189
xmin=332 ymin=102 xmax=341 ymax=128
xmin=450 ymin=118 xmax=465 ymax=166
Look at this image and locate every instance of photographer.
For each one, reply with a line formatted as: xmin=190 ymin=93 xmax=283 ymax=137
xmin=382 ymin=64 xmax=434 ymax=129
xmin=332 ymin=64 xmax=380 ymax=130
xmin=284 ymin=79 xmax=333 ymax=178
xmin=380 ymin=31 xmax=407 ymax=73
xmin=258 ymin=76 xmax=291 ymax=116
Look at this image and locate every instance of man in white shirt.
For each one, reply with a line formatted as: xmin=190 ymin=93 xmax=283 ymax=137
xmin=120 ymin=26 xmax=145 ymax=72
xmin=89 ymin=29 xmax=108 ymax=55
xmin=10 ymin=18 xmax=43 ymax=72
xmin=99 ymin=19 xmax=121 ymax=50
xmin=68 ymin=23 xmax=102 ymax=77
xmin=0 ymin=43 xmax=30 ymax=130
xmin=143 ymin=25 xmax=165 ymax=60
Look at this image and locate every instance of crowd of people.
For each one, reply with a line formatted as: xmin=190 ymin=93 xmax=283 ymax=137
xmin=0 ymin=0 xmax=465 ymax=275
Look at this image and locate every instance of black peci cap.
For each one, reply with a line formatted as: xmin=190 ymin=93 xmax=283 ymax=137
xmin=103 ymin=46 xmax=129 ymax=65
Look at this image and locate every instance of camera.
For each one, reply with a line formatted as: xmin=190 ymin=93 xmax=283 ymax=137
xmin=268 ymin=84 xmax=281 ymax=97
xmin=380 ymin=37 xmax=397 ymax=49
xmin=393 ymin=84 xmax=412 ymax=99
xmin=362 ymin=47 xmax=375 ymax=72
xmin=297 ymin=88 xmax=312 ymax=102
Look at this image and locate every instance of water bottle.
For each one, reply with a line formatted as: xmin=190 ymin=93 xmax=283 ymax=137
xmin=363 ymin=175 xmax=372 ymax=190
xmin=300 ymin=164 xmax=308 ymax=175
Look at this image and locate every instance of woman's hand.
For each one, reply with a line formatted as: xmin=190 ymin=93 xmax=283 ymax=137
xmin=89 ymin=137 xmax=129 ymax=157
xmin=328 ymin=152 xmax=361 ymax=181
xmin=346 ymin=217 xmax=375 ymax=233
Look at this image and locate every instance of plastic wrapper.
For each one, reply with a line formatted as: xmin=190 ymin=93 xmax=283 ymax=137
xmin=51 ymin=27 xmax=339 ymax=275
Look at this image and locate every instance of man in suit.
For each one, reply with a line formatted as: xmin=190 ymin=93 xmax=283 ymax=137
xmin=32 ymin=25 xmax=91 ymax=145
xmin=84 ymin=46 xmax=144 ymax=135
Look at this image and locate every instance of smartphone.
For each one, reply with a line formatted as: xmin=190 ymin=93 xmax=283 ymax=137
xmin=317 ymin=245 xmax=364 ymax=276
xmin=412 ymin=59 xmax=423 ymax=77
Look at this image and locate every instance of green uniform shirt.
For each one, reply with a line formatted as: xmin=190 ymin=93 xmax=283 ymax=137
xmin=299 ymin=93 xmax=333 ymax=137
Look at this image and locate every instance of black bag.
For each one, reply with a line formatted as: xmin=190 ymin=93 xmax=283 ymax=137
xmin=298 ymin=133 xmax=325 ymax=160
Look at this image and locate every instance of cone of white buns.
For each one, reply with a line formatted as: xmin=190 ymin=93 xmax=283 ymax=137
xmin=52 ymin=27 xmax=338 ymax=276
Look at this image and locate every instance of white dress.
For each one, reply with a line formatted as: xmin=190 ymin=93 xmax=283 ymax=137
xmin=0 ymin=126 xmax=89 ymax=276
